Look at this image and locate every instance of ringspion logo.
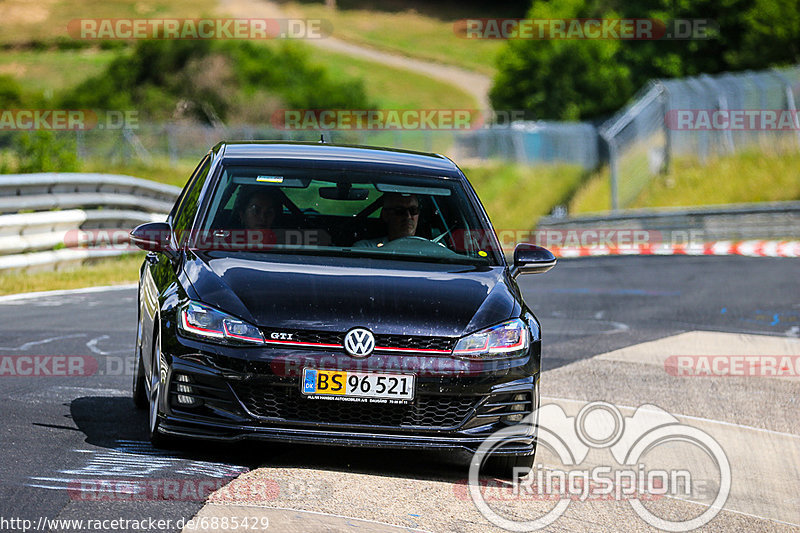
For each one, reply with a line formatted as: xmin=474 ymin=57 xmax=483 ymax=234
xmin=469 ymin=401 xmax=730 ymax=531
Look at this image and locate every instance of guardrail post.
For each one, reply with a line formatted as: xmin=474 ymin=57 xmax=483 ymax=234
xmin=771 ymin=69 xmax=800 ymax=150
xmin=76 ymin=130 xmax=86 ymax=161
xmin=166 ymin=124 xmax=178 ymax=166
xmin=699 ymin=75 xmax=735 ymax=154
xmin=511 ymin=129 xmax=527 ymax=165
xmin=606 ymin=136 xmax=620 ymax=211
xmin=659 ymin=83 xmax=671 ymax=175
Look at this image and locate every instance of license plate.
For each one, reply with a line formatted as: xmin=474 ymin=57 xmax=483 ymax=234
xmin=301 ymin=368 xmax=415 ymax=401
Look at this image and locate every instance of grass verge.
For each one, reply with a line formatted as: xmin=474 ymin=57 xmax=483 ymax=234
xmin=0 ymin=252 xmax=143 ymax=296
xmin=0 ymin=0 xmax=217 ymax=44
xmin=82 ymin=157 xmax=197 ymax=187
xmin=570 ymin=149 xmax=800 ymax=215
xmin=463 ymin=163 xmax=586 ymax=231
xmin=0 ymin=49 xmax=117 ymax=93
xmin=308 ymin=46 xmax=477 ymax=109
xmin=281 ymin=2 xmax=503 ymax=75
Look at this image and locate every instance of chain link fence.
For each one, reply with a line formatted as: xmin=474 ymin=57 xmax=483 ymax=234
xmin=68 ymin=122 xmax=603 ymax=169
xmin=73 ymin=123 xmax=603 ymax=168
xmin=600 ymin=65 xmax=800 ymax=210
xmin=71 ymin=126 xmax=471 ymax=167
xmin=452 ymin=121 xmax=599 ymax=169
xmin=3 ymin=64 xmax=798 ymax=197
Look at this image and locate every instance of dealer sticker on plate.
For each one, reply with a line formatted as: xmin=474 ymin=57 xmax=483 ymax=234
xmin=301 ymin=368 xmax=414 ymax=402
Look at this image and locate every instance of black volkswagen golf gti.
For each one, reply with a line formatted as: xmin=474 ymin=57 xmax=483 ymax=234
xmin=130 ymin=141 xmax=555 ymax=472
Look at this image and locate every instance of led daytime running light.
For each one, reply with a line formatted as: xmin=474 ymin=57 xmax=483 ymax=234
xmin=453 ymin=318 xmax=529 ymax=359
xmin=179 ymin=301 xmax=264 ymax=345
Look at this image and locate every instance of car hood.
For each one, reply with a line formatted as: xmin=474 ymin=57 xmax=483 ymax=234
xmin=183 ymin=251 xmax=519 ymax=337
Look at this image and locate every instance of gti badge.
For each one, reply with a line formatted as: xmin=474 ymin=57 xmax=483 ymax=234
xmin=344 ymin=328 xmax=375 ymax=358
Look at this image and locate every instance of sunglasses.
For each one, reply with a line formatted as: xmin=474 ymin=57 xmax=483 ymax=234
xmin=385 ymin=206 xmax=420 ymax=216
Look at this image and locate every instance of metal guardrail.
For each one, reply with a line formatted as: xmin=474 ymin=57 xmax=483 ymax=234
xmin=537 ymin=201 xmax=800 ymax=242
xmin=0 ymin=193 xmax=173 ymax=214
xmin=0 ymin=173 xmax=178 ymax=214
xmin=0 ymin=173 xmax=180 ymax=271
xmin=0 ymin=173 xmax=179 ymax=199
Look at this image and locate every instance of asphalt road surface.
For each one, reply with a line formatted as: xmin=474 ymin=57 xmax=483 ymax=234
xmin=0 ymin=255 xmax=797 ymax=532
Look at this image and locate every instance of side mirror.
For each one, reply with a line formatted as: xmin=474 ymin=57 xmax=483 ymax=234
xmin=130 ymin=222 xmax=175 ymax=255
xmin=510 ymin=243 xmax=556 ymax=278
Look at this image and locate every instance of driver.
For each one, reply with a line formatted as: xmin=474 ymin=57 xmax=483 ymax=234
xmin=234 ymin=188 xmax=279 ymax=230
xmin=354 ymin=193 xmax=420 ymax=248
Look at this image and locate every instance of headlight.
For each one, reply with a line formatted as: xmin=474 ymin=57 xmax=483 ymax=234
xmin=452 ymin=318 xmax=529 ymax=359
xmin=178 ymin=301 xmax=265 ymax=345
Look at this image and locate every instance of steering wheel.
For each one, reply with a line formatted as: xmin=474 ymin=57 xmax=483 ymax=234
xmin=380 ymin=236 xmax=429 ymax=249
xmin=380 ymin=236 xmax=460 ymax=258
xmin=432 ymin=229 xmax=454 ymax=248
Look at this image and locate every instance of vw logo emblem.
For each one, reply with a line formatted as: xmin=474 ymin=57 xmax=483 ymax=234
xmin=344 ymin=328 xmax=375 ymax=358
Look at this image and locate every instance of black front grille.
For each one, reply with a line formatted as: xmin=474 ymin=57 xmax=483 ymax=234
xmin=266 ymin=329 xmax=455 ymax=353
xmin=374 ymin=334 xmax=455 ymax=351
xmin=289 ymin=331 xmax=342 ymax=345
xmin=232 ymin=381 xmax=478 ymax=428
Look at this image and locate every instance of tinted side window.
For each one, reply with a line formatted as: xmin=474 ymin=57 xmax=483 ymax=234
xmin=173 ymin=156 xmax=211 ymax=243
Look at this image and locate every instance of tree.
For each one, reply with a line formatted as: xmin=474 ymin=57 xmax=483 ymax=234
xmin=491 ymin=0 xmax=800 ymax=120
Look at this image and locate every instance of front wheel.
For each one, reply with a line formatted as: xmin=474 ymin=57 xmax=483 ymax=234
xmin=131 ymin=344 xmax=147 ymax=409
xmin=147 ymin=326 xmax=174 ymax=448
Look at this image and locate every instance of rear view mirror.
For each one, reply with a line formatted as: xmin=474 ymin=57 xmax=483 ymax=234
xmin=510 ymin=243 xmax=556 ymax=278
xmin=319 ymin=186 xmax=370 ymax=201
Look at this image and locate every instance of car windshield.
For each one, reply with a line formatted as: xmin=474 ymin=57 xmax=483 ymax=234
xmin=194 ymin=165 xmax=503 ymax=265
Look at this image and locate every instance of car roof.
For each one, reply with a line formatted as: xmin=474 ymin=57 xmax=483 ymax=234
xmin=216 ymin=141 xmax=460 ymax=175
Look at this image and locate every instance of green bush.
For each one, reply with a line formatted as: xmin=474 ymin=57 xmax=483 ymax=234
xmin=14 ymin=131 xmax=80 ymax=173
xmin=0 ymin=75 xmax=24 ymax=108
xmin=60 ymin=39 xmax=372 ymax=124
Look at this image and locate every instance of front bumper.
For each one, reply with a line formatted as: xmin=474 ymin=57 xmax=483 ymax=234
xmin=156 ymin=334 xmax=540 ymax=455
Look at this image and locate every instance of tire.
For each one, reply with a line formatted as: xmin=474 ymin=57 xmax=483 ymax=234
xmin=131 ymin=343 xmax=147 ymax=409
xmin=132 ymin=300 xmax=147 ymax=409
xmin=147 ymin=325 xmax=175 ymax=449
